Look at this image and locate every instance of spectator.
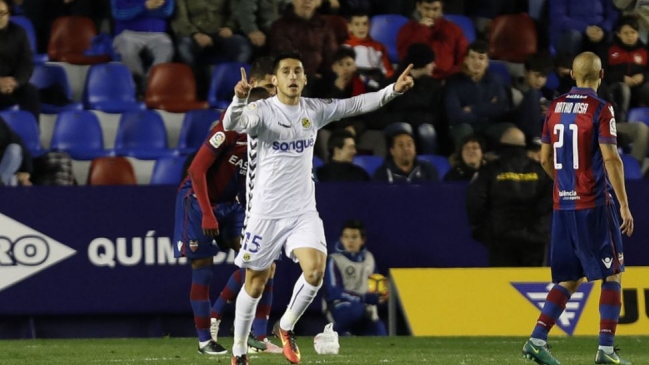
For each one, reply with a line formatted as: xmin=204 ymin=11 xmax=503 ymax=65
xmin=466 ymin=127 xmax=552 ymax=267
xmin=0 ymin=0 xmax=39 ymax=120
xmin=373 ymin=130 xmax=439 ymax=183
xmin=614 ymin=0 xmax=649 ymax=38
xmin=513 ymin=53 xmax=553 ymax=144
xmin=445 ymin=40 xmax=512 ymax=150
xmin=172 ymin=0 xmax=251 ymax=99
xmin=323 ymin=219 xmax=387 ymax=336
xmin=111 ymin=0 xmax=175 ymax=95
xmin=270 ymin=0 xmax=339 ymax=88
xmin=444 ymin=134 xmax=485 ymax=181
xmin=343 ymin=11 xmax=394 ymax=82
xmin=549 ymin=0 xmax=619 ymax=57
xmin=464 ymin=0 xmax=527 ymax=37
xmin=316 ymin=130 xmax=370 ymax=182
xmin=397 ymin=0 xmax=468 ymax=80
xmin=233 ymin=0 xmax=284 ymax=55
xmin=0 ymin=115 xmax=32 ymax=186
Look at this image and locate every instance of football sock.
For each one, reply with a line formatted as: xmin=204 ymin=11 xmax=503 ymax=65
xmin=211 ymin=268 xmax=244 ymax=319
xmin=598 ymin=281 xmax=621 ymax=347
xmin=531 ymin=284 xmax=571 ymax=342
xmin=190 ymin=266 xmax=213 ymax=342
xmin=280 ymin=274 xmax=321 ymax=331
xmin=232 ymin=287 xmax=260 ymax=357
xmin=252 ymin=277 xmax=273 ymax=340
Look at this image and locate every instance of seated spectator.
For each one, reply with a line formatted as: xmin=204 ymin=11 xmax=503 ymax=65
xmin=513 ymin=53 xmax=554 ymax=144
xmin=316 ymin=130 xmax=370 ymax=182
xmin=343 ymin=11 xmax=394 ymax=83
xmin=550 ymin=0 xmax=618 ymax=57
xmin=445 ymin=40 xmax=513 ymax=150
xmin=173 ymin=0 xmax=252 ymax=99
xmin=397 ymin=0 xmax=468 ymax=80
xmin=233 ymin=0 xmax=284 ymax=55
xmin=444 ymin=134 xmax=485 ymax=181
xmin=373 ymin=130 xmax=439 ymax=183
xmin=464 ymin=0 xmax=527 ymax=37
xmin=0 ymin=115 xmax=32 ymax=186
xmin=614 ymin=0 xmax=649 ymax=39
xmin=111 ymin=0 xmax=175 ymax=94
xmin=0 ymin=0 xmax=39 ymax=120
xmin=323 ymin=219 xmax=387 ymax=336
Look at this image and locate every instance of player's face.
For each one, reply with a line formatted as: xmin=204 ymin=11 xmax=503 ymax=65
xmin=349 ymin=16 xmax=370 ymax=39
xmin=0 ymin=2 xmax=9 ymax=30
xmin=617 ymin=25 xmax=639 ymax=46
xmin=252 ymin=74 xmax=276 ymax=96
xmin=525 ymin=70 xmax=547 ymax=90
xmin=273 ymin=59 xmax=307 ymax=99
xmin=336 ymin=137 xmax=357 ymax=162
xmin=464 ymin=50 xmax=489 ymax=76
xmin=292 ymin=0 xmax=321 ymax=19
xmin=461 ymin=141 xmax=482 ymax=168
xmin=340 ymin=228 xmax=364 ymax=253
xmin=417 ymin=1 xmax=443 ymax=22
xmin=332 ymin=56 xmax=357 ymax=80
xmin=390 ymin=134 xmax=416 ymax=164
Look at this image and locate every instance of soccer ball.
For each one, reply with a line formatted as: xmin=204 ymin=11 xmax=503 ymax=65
xmin=367 ymin=273 xmax=388 ymax=296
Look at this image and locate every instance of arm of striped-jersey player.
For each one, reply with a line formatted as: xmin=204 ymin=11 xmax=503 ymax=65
xmin=316 ymin=83 xmax=402 ymax=128
xmin=222 ymin=96 xmax=262 ymax=135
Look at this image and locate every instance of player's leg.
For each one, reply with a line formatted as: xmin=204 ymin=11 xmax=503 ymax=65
xmin=251 ymin=262 xmax=283 ymax=353
xmin=190 ymin=257 xmax=227 ymax=355
xmin=232 ymin=267 xmax=272 ymax=360
xmin=210 ymin=267 xmax=244 ymax=340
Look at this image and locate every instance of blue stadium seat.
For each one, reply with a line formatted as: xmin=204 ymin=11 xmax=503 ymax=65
xmin=488 ymin=60 xmax=512 ymax=85
xmin=627 ymin=107 xmax=649 ymax=127
xmin=353 ymin=155 xmax=384 ymax=176
xmin=10 ymin=16 xmax=48 ymax=64
xmin=313 ymin=156 xmax=324 ymax=168
xmin=208 ymin=62 xmax=252 ymax=109
xmin=384 ymin=122 xmax=413 ymax=136
xmin=445 ymin=15 xmax=476 ymax=43
xmin=177 ymin=109 xmax=221 ymax=154
xmin=50 ymin=111 xmax=111 ymax=160
xmin=417 ymin=154 xmax=450 ymax=178
xmin=29 ymin=64 xmax=83 ymax=113
xmin=621 ymin=154 xmax=642 ymax=180
xmin=83 ymin=63 xmax=145 ymax=113
xmin=545 ymin=71 xmax=559 ymax=92
xmin=0 ymin=110 xmax=46 ymax=156
xmin=370 ymin=14 xmax=409 ymax=63
xmin=114 ymin=110 xmax=174 ymax=160
xmin=150 ymin=156 xmax=186 ymax=185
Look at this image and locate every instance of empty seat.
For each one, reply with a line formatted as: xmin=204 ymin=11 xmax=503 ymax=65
xmin=0 ymin=110 xmax=46 ymax=156
xmin=621 ymin=154 xmax=642 ymax=180
xmin=87 ymin=156 xmax=136 ymax=185
xmin=29 ymin=64 xmax=83 ymax=113
xmin=177 ymin=109 xmax=221 ymax=154
xmin=488 ymin=60 xmax=512 ymax=85
xmin=145 ymin=63 xmax=209 ymax=112
xmin=488 ymin=13 xmax=537 ymax=63
xmin=370 ymin=14 xmax=409 ymax=63
xmin=10 ymin=16 xmax=48 ymax=64
xmin=150 ymin=156 xmax=186 ymax=185
xmin=50 ymin=111 xmax=111 ymax=160
xmin=352 ymin=155 xmax=384 ymax=175
xmin=627 ymin=107 xmax=649 ymax=127
xmin=83 ymin=63 xmax=145 ymax=113
xmin=114 ymin=110 xmax=174 ymax=159
xmin=445 ymin=14 xmax=476 ymax=43
xmin=208 ymin=62 xmax=252 ymax=109
xmin=417 ymin=154 xmax=450 ymax=178
xmin=47 ymin=16 xmax=111 ymax=65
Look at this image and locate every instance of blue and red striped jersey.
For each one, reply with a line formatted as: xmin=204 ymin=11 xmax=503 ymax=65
xmin=541 ymin=87 xmax=617 ymax=210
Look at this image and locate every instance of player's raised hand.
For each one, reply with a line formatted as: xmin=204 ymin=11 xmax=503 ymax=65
xmin=394 ymin=64 xmax=415 ymax=93
xmin=234 ymin=67 xmax=252 ymax=99
xmin=620 ymin=205 xmax=634 ymax=236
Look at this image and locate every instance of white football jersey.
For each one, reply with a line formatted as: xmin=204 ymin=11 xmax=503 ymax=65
xmin=223 ymin=84 xmax=400 ymax=219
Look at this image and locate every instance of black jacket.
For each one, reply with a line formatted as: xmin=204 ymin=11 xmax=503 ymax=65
xmin=373 ymin=158 xmax=439 ymax=183
xmin=316 ymin=161 xmax=370 ymax=182
xmin=0 ymin=117 xmax=32 ymax=173
xmin=444 ymin=161 xmax=481 ymax=182
xmin=466 ymin=146 xmax=552 ymax=246
xmin=0 ymin=22 xmax=34 ymax=86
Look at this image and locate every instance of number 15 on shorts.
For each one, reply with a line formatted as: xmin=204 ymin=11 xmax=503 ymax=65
xmin=243 ymin=232 xmax=262 ymax=253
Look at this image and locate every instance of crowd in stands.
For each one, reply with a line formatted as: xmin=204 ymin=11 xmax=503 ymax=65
xmin=2 ymin=0 xmax=649 ymax=186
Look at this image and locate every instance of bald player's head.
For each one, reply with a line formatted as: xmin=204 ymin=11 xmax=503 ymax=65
xmin=571 ymin=51 xmax=603 ymax=85
xmin=500 ymin=127 xmax=526 ymax=147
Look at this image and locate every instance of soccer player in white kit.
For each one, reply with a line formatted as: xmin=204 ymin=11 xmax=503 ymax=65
xmin=223 ymin=50 xmax=414 ymax=365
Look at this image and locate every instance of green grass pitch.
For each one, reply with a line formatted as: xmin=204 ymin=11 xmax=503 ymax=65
xmin=0 ymin=336 xmax=647 ymax=365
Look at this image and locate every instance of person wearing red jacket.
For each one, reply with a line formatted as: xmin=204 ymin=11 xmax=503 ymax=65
xmin=396 ymin=0 xmax=468 ymax=80
xmin=343 ymin=11 xmax=394 ymax=81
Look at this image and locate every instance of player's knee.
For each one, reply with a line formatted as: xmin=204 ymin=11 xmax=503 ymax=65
xmin=190 ymin=257 xmax=212 ymax=269
xmin=302 ymin=267 xmax=325 ymax=286
xmin=269 ymin=262 xmax=277 ymax=278
xmin=558 ymin=279 xmax=581 ymax=294
xmin=605 ymin=272 xmax=622 ymax=283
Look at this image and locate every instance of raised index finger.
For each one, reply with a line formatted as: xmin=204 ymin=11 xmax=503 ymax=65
xmin=241 ymin=67 xmax=248 ymax=83
xmin=400 ymin=64 xmax=414 ymax=79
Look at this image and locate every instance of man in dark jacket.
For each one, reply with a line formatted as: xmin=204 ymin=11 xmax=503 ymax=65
xmin=373 ymin=130 xmax=438 ymax=183
xmin=316 ymin=130 xmax=369 ymax=182
xmin=466 ymin=127 xmax=552 ymax=267
xmin=0 ymin=0 xmax=39 ymax=120
xmin=0 ymin=116 xmax=32 ymax=186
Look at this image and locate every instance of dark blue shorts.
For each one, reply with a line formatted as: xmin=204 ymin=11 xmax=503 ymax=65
xmin=550 ymin=205 xmax=625 ymax=283
xmin=173 ymin=187 xmax=245 ymax=259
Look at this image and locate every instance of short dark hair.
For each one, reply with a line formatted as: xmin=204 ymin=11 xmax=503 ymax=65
xmin=250 ymin=56 xmax=275 ymax=81
xmin=347 ymin=10 xmax=370 ymax=22
xmin=467 ymin=40 xmax=489 ymax=55
xmin=458 ymin=134 xmax=485 ymax=154
xmin=387 ymin=131 xmax=414 ymax=149
xmin=524 ymin=53 xmax=554 ymax=76
xmin=272 ymin=50 xmax=303 ymax=74
xmin=342 ymin=219 xmax=366 ymax=238
xmin=327 ymin=130 xmax=355 ymax=157
xmin=248 ymin=87 xmax=271 ymax=102
xmin=332 ymin=47 xmax=356 ymax=64
xmin=615 ymin=15 xmax=640 ymax=33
